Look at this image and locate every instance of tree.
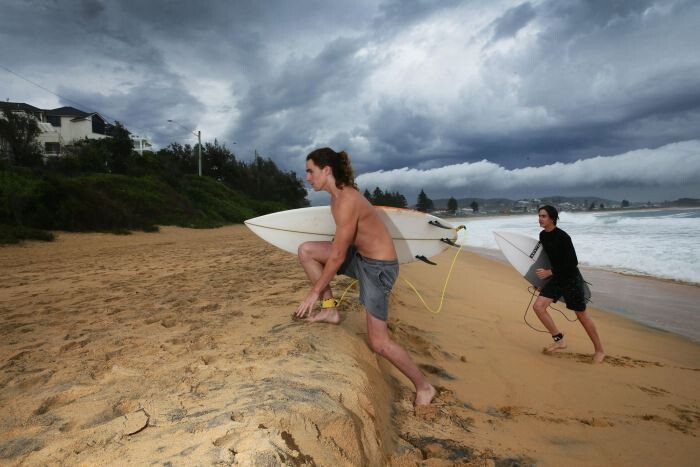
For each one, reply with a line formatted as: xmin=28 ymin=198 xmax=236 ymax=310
xmin=621 ymin=199 xmax=630 ymax=207
xmin=388 ymin=190 xmax=407 ymax=208
xmin=372 ymin=186 xmax=384 ymax=205
xmin=106 ymin=122 xmax=134 ymax=174
xmin=366 ymin=187 xmax=407 ymax=208
xmin=416 ymin=189 xmax=434 ymax=212
xmin=599 ymin=203 xmax=605 ymax=210
xmin=588 ymin=202 xmax=596 ymax=211
xmin=0 ymin=110 xmax=43 ymax=167
xmin=470 ymin=200 xmax=479 ymax=213
xmin=447 ymin=196 xmax=458 ymax=214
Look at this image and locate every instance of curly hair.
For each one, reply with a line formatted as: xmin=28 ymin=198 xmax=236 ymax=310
xmin=306 ymin=147 xmax=358 ymax=190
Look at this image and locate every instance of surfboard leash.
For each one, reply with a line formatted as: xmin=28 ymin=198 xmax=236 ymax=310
xmin=400 ymin=224 xmax=466 ymax=314
xmin=522 ymin=286 xmax=579 ymax=333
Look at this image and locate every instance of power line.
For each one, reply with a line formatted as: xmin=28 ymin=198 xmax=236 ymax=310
xmin=0 ymin=63 xmax=151 ymax=137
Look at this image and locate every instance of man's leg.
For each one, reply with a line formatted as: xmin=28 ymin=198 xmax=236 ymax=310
xmin=533 ymin=295 xmax=567 ymax=353
xmin=366 ymin=313 xmax=436 ymax=406
xmin=297 ymin=241 xmax=340 ymax=323
xmin=576 ymin=310 xmax=606 ymax=363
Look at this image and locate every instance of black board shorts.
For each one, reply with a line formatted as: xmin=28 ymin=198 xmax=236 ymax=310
xmin=338 ymin=246 xmax=398 ymax=321
xmin=539 ymin=270 xmax=588 ymax=312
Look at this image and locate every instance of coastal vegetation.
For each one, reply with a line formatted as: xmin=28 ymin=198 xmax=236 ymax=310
xmin=363 ymin=187 xmax=408 ymax=208
xmin=0 ymin=117 xmax=307 ymax=244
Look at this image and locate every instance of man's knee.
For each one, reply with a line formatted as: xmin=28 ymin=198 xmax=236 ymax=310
xmin=533 ymin=300 xmax=548 ymax=314
xmin=297 ymin=242 xmax=314 ymax=261
xmin=369 ymin=336 xmax=390 ymax=356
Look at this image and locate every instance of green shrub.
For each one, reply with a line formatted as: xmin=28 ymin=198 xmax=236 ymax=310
xmin=0 ymin=168 xmax=295 ymax=242
xmin=0 ymin=224 xmax=54 ymax=244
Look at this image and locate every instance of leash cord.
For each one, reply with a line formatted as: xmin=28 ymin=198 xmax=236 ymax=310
xmin=522 ymin=286 xmax=579 ymax=333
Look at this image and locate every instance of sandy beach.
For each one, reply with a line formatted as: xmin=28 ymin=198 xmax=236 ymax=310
xmin=1 ymin=225 xmax=699 ymax=466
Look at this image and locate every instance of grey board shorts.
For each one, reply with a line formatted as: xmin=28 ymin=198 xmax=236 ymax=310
xmin=337 ymin=245 xmax=398 ymax=321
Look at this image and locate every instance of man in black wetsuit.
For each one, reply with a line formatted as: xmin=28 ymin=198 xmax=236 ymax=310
xmin=532 ymin=205 xmax=606 ymax=363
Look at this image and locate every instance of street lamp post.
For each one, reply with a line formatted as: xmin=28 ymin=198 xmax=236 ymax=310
xmin=196 ymin=130 xmax=202 ymax=177
xmin=167 ymin=119 xmax=202 ymax=176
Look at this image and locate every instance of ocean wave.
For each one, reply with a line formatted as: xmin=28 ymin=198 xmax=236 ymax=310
xmin=455 ymin=208 xmax=700 ymax=284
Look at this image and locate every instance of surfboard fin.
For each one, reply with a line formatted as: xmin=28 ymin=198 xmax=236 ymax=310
xmin=428 ymin=220 xmax=453 ymax=229
xmin=440 ymin=238 xmax=458 ymax=247
xmin=415 ymin=255 xmax=437 ymax=265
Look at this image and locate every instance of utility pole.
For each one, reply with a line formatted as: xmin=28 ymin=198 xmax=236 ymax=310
xmin=167 ymin=119 xmax=203 ymax=176
xmin=197 ymin=130 xmax=202 ymax=177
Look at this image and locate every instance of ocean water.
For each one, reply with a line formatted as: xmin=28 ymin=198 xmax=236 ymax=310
xmin=454 ymin=208 xmax=700 ymax=284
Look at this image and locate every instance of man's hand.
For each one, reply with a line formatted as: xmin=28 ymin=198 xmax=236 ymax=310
xmin=295 ymin=289 xmax=321 ymax=319
xmin=536 ymin=268 xmax=553 ymax=280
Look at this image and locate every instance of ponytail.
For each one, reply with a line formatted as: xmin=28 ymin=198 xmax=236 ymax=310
xmin=306 ymin=147 xmax=358 ymax=189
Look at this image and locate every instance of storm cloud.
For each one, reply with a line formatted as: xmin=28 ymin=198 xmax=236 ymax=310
xmin=356 ymin=140 xmax=700 ymax=202
xmin=2 ymin=0 xmax=699 ymax=201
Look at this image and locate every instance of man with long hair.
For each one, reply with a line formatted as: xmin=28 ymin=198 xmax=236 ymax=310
xmin=296 ymin=147 xmax=437 ymax=406
xmin=534 ymin=205 xmax=606 ymax=363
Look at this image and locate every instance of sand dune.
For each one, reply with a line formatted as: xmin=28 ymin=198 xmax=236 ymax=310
xmin=1 ymin=226 xmax=698 ymax=466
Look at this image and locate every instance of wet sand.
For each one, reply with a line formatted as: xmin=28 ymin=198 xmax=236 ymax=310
xmin=1 ymin=226 xmax=699 ymax=466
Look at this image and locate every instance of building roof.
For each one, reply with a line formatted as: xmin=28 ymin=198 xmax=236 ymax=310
xmin=47 ymin=106 xmax=92 ymax=118
xmin=0 ymin=101 xmax=44 ymax=114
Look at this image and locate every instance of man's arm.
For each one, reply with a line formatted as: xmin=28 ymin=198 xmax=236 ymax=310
xmin=295 ymin=200 xmax=357 ymax=317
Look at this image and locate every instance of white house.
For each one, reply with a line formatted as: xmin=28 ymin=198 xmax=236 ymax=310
xmin=2 ymin=102 xmax=151 ymax=158
xmin=45 ymin=107 xmax=112 ymax=146
xmin=130 ymin=134 xmax=153 ymax=154
xmin=1 ymin=102 xmax=117 ymax=157
xmin=0 ymin=101 xmax=58 ymax=156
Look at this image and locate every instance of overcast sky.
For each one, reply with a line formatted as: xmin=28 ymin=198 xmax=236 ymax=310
xmin=2 ymin=0 xmax=699 ymax=202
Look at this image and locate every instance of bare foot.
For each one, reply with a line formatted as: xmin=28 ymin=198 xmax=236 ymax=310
xmin=307 ymin=307 xmax=341 ymax=324
xmin=414 ymin=384 xmax=437 ymax=406
xmin=592 ymin=351 xmax=606 ymax=364
xmin=543 ymin=339 xmax=567 ymax=354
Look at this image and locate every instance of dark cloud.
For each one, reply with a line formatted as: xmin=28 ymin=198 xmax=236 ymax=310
xmin=490 ymin=2 xmax=536 ymax=43
xmin=80 ymin=0 xmax=106 ymax=20
xmin=2 ymin=0 xmax=699 ymax=201
xmin=373 ymin=0 xmax=463 ymax=30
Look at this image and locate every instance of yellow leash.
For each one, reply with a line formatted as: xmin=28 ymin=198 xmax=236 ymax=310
xmin=325 ymin=224 xmax=466 ymax=314
xmin=400 ymin=239 xmax=463 ymax=314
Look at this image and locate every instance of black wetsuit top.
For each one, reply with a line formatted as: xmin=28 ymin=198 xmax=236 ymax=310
xmin=539 ymin=227 xmax=579 ymax=283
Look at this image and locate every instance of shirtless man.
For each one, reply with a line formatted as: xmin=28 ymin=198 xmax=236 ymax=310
xmin=533 ymin=205 xmax=606 ymax=363
xmin=295 ymin=147 xmax=436 ymax=406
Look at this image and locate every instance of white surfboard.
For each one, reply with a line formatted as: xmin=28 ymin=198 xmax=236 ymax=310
xmin=493 ymin=230 xmax=591 ymax=299
xmin=244 ymin=206 xmax=458 ymax=264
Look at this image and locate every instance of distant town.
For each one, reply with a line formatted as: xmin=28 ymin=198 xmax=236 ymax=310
xmin=429 ymin=196 xmax=700 ymax=217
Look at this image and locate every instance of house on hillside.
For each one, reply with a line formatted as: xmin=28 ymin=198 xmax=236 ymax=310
xmin=45 ymin=106 xmax=113 ymax=146
xmin=2 ymin=101 xmax=152 ymax=158
xmin=0 ymin=101 xmax=61 ymax=156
